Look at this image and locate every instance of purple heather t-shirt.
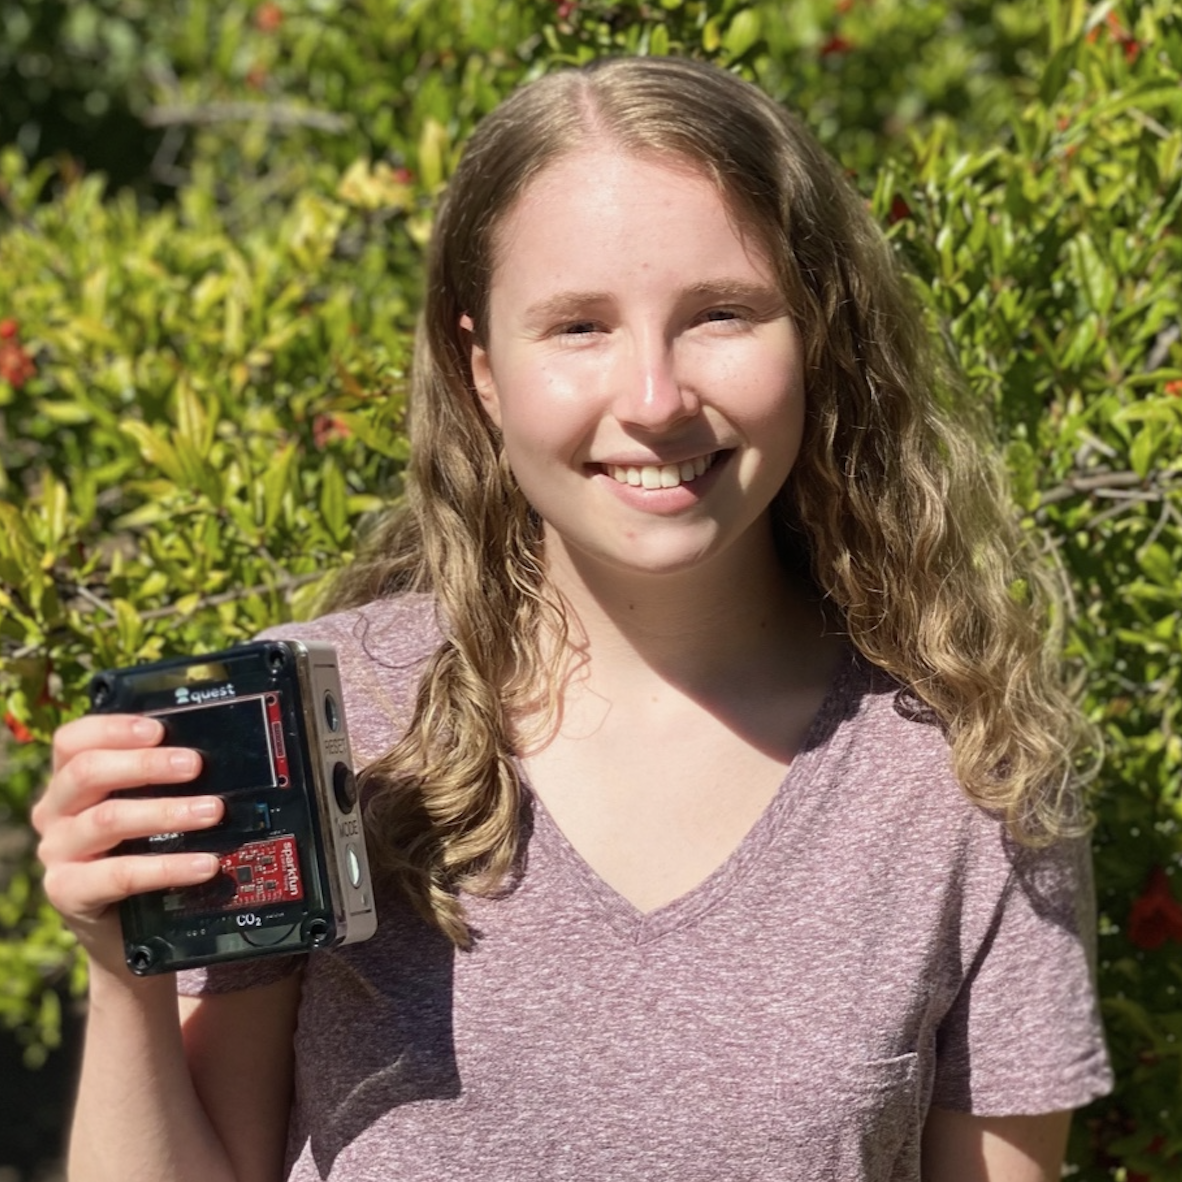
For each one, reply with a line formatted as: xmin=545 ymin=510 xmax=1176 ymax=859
xmin=178 ymin=593 xmax=1112 ymax=1181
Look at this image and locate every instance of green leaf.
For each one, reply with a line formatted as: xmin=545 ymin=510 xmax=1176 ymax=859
xmin=1039 ymin=44 xmax=1073 ymax=105
xmin=1067 ymin=233 xmax=1115 ymax=315
xmin=1128 ymin=427 xmax=1156 ymax=478
xmin=722 ymin=8 xmax=761 ymax=59
xmin=0 ymin=504 xmax=42 ymax=583
xmin=174 ymin=375 xmax=216 ymax=458
xmin=263 ymin=443 xmax=297 ymax=529
xmin=120 ymin=421 xmax=184 ymax=483
xmin=112 ymin=598 xmax=144 ymax=655
xmin=37 ymin=472 xmax=70 ymax=553
xmin=418 ymin=117 xmax=449 ymax=193
xmin=319 ymin=459 xmax=348 ymax=542
xmin=1005 ymin=439 xmax=1040 ymax=512
xmin=1138 ymin=544 xmax=1175 ymax=587
xmin=37 ymin=401 xmax=94 ymax=425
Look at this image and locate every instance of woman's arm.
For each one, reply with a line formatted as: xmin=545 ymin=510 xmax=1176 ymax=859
xmin=921 ymin=1107 xmax=1072 ymax=1182
xmin=69 ymin=968 xmax=300 ymax=1182
xmin=34 ymin=714 xmax=300 ymax=1182
xmin=180 ymin=979 xmax=302 ymax=1182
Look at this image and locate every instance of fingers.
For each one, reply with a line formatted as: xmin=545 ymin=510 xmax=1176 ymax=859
xmin=38 ymin=792 xmax=226 ymax=866
xmin=43 ymin=851 xmax=222 ymax=922
xmin=51 ymin=713 xmax=164 ymax=776
xmin=35 ymin=714 xmax=228 ymax=962
xmin=35 ymin=724 xmax=203 ymax=836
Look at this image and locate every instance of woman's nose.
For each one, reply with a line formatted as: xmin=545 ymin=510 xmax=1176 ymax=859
xmin=610 ymin=336 xmax=699 ymax=432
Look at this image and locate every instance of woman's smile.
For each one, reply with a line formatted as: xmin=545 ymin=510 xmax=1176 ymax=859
xmin=600 ymin=451 xmax=723 ymax=490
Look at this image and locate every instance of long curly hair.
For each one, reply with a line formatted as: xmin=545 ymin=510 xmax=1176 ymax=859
xmin=326 ymin=56 xmax=1093 ymax=946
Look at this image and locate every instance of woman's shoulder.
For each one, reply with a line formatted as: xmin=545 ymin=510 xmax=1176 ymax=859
xmin=828 ymin=650 xmax=1093 ymax=892
xmin=261 ymin=591 xmax=442 ymax=664
xmin=260 ymin=592 xmax=444 ymax=766
xmin=819 ymin=650 xmax=1014 ymax=848
xmin=825 ymin=650 xmax=957 ymax=779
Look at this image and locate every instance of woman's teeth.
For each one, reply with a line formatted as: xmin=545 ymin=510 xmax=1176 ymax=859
xmin=607 ymin=454 xmax=714 ymax=489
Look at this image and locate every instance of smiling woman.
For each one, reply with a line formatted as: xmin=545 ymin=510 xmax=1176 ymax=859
xmin=34 ymin=55 xmax=1111 ymax=1182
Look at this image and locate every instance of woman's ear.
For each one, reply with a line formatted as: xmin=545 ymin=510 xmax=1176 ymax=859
xmin=460 ymin=313 xmax=501 ymax=428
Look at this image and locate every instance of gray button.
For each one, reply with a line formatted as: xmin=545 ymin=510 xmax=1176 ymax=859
xmin=346 ymin=844 xmax=362 ymax=887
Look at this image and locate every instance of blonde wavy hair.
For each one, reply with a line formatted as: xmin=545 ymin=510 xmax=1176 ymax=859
xmin=327 ymin=56 xmax=1093 ymax=947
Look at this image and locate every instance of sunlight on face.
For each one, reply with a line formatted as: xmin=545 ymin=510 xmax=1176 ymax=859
xmin=468 ymin=146 xmax=805 ymax=589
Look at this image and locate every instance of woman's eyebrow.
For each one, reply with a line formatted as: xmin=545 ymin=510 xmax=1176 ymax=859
xmin=522 ymin=291 xmax=611 ymax=324
xmin=522 ymin=281 xmax=782 ymax=324
xmin=679 ymin=279 xmax=784 ymax=303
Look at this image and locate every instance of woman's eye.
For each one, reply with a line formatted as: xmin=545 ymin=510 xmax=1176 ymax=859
xmin=554 ymin=321 xmax=602 ymax=340
xmin=698 ymin=307 xmax=746 ymax=325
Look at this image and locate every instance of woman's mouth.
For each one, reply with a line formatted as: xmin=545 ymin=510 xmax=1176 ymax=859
xmin=603 ymin=452 xmax=721 ymax=490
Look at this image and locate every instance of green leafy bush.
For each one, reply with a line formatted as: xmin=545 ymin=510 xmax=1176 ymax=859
xmin=1 ymin=1 xmax=1180 ymax=1176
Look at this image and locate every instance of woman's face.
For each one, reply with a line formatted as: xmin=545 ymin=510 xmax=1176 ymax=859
xmin=467 ymin=145 xmax=805 ymax=586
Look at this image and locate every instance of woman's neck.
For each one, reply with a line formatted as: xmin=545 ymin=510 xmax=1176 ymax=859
xmin=539 ymin=522 xmax=837 ymax=700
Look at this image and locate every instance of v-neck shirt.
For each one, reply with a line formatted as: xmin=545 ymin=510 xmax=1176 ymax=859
xmin=178 ymin=593 xmax=1112 ymax=1181
xmin=517 ymin=647 xmax=858 ymax=945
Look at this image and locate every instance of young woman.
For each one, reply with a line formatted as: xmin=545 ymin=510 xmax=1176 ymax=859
xmin=34 ymin=56 xmax=1111 ymax=1182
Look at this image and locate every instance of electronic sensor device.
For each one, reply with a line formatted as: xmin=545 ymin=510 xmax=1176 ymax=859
xmin=88 ymin=640 xmax=376 ymax=975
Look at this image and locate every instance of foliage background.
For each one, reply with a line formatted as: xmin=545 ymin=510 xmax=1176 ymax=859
xmin=1 ymin=0 xmax=1180 ymax=1178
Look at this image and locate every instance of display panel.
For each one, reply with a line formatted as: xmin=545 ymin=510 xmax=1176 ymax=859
xmin=149 ymin=693 xmax=290 ymax=792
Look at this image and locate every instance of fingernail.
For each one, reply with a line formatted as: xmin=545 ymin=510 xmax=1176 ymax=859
xmin=190 ymin=854 xmax=220 ymax=875
xmin=132 ymin=717 xmax=163 ymax=741
xmin=169 ymin=750 xmax=197 ymax=773
xmin=192 ymin=798 xmax=221 ymax=820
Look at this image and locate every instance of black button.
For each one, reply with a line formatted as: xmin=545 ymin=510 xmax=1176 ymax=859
xmin=332 ymin=761 xmax=357 ymax=813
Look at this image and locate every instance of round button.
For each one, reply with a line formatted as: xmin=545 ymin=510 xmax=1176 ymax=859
xmin=323 ymin=691 xmax=341 ymax=732
xmin=346 ymin=844 xmax=362 ymax=888
xmin=332 ymin=761 xmax=357 ymax=813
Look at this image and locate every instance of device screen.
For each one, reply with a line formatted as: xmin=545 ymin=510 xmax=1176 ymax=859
xmin=150 ymin=693 xmax=288 ymax=793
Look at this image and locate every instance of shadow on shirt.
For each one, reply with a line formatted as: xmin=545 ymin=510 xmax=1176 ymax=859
xmin=293 ymin=900 xmax=461 ymax=1176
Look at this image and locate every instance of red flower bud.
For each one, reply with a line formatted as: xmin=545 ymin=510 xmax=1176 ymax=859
xmin=820 ymin=34 xmax=853 ymax=57
xmin=888 ymin=194 xmax=912 ymax=224
xmin=4 ymin=712 xmax=34 ymax=744
xmin=312 ymin=414 xmax=352 ymax=450
xmin=0 ymin=341 xmax=36 ymax=389
xmin=0 ymin=318 xmax=17 ymax=339
xmin=1165 ymin=380 xmax=1182 ymax=398
xmin=1128 ymin=867 xmax=1182 ymax=951
xmin=255 ymin=3 xmax=283 ymax=32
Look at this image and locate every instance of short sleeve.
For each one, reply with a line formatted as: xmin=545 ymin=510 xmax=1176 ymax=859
xmin=932 ymin=835 xmax=1113 ymax=1114
xmin=176 ymin=952 xmax=304 ymax=996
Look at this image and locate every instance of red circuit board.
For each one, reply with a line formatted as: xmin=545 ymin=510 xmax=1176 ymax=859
xmin=265 ymin=693 xmax=290 ymax=787
xmin=217 ymin=837 xmax=303 ymax=908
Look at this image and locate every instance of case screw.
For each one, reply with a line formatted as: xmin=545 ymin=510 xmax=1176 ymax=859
xmin=128 ymin=946 xmax=156 ymax=974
